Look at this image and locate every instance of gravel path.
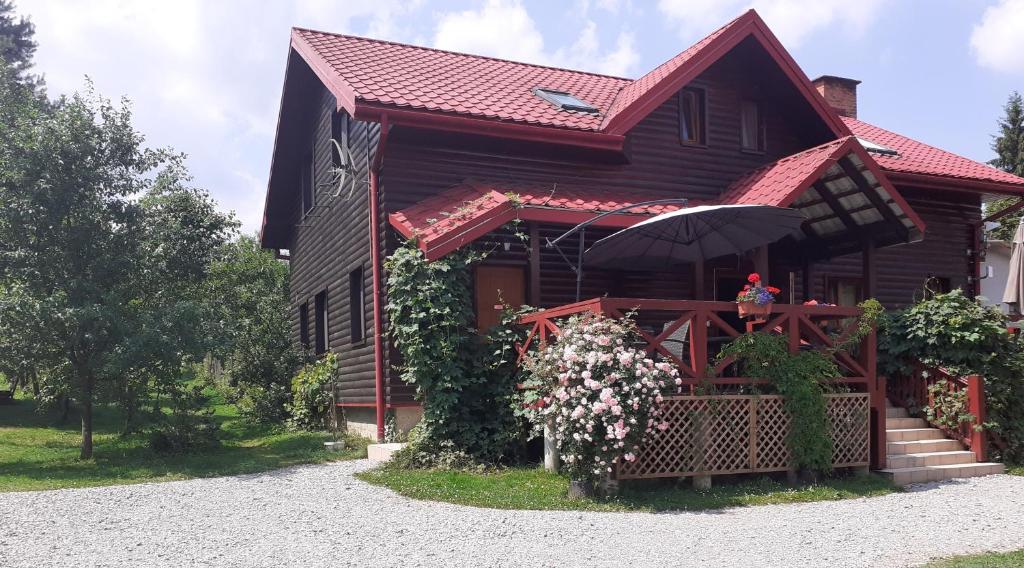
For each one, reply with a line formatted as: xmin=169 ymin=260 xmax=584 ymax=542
xmin=2 ymin=460 xmax=1023 ymax=568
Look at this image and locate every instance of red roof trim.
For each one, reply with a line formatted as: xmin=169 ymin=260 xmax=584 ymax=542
xmin=290 ymin=30 xmax=358 ymax=115
xmin=601 ymin=10 xmax=851 ymax=139
xmin=887 ymin=171 xmax=1024 ymax=196
xmin=355 ymin=104 xmax=626 ymax=152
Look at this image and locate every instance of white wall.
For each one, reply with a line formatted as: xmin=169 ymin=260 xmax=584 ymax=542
xmin=981 ymin=241 xmax=1011 ymax=314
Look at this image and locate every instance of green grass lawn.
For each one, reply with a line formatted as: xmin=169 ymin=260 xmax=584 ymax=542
xmin=0 ymin=395 xmax=367 ymax=492
xmin=923 ymin=550 xmax=1024 ymax=567
xmin=1005 ymin=463 xmax=1023 ymax=476
xmin=356 ymin=465 xmax=898 ymax=512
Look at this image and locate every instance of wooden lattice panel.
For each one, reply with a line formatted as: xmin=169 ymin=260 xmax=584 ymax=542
xmin=827 ymin=394 xmax=871 ymax=467
xmin=617 ymin=394 xmax=870 ymax=479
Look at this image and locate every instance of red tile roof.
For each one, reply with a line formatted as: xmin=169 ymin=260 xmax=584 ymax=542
xmin=389 ymin=180 xmax=690 ymax=260
xmin=720 ymin=137 xmax=851 ymax=206
xmin=843 ymin=116 xmax=1024 ymax=190
xmin=292 ymin=28 xmax=629 ymax=132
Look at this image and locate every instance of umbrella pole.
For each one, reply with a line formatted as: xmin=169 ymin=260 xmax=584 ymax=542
xmin=576 ymin=228 xmax=585 ymax=303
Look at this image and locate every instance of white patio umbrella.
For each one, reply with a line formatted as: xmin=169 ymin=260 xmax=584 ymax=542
xmin=584 ymin=204 xmax=805 ymax=270
xmin=1002 ymin=221 xmax=1024 ymax=314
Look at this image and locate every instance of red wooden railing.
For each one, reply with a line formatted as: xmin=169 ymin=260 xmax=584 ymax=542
xmin=517 ymin=297 xmax=888 ymax=468
xmin=888 ymin=366 xmax=987 ymax=462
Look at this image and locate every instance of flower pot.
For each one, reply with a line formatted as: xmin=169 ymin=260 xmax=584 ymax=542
xmin=737 ymin=301 xmax=772 ymax=319
xmin=567 ymin=479 xmax=595 ymax=499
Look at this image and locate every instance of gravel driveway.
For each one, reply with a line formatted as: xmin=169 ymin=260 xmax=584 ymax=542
xmin=2 ymin=460 xmax=1022 ymax=568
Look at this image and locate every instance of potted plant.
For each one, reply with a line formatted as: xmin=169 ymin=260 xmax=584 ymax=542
xmin=736 ymin=273 xmax=780 ymax=319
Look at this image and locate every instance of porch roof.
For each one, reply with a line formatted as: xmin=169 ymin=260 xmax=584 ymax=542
xmin=394 ymin=137 xmax=927 ymax=261
xmin=388 ymin=180 xmax=691 ymax=260
xmin=721 ymin=136 xmax=926 ymax=249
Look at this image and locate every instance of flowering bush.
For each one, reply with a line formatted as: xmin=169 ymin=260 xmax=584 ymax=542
xmin=523 ymin=314 xmax=680 ymax=483
xmin=736 ymin=272 xmax=780 ymax=305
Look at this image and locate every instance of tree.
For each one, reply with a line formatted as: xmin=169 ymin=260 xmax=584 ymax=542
xmin=0 ymin=0 xmax=42 ymax=93
xmin=203 ymin=235 xmax=300 ymax=423
xmin=984 ymin=92 xmax=1024 ymax=242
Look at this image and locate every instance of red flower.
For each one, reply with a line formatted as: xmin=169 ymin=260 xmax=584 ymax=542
xmin=766 ymin=286 xmax=781 ymax=295
xmin=743 ymin=284 xmax=751 ymax=290
xmin=747 ymin=273 xmax=761 ymax=283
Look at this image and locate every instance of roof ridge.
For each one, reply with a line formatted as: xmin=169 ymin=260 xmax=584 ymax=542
xmin=291 ymin=27 xmax=634 ymax=83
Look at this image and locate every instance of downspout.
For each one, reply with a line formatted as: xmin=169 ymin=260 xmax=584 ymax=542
xmin=370 ymin=114 xmax=389 ymax=441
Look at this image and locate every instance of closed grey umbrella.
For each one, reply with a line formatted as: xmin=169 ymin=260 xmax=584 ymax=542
xmin=1002 ymin=222 xmax=1024 ymax=314
xmin=584 ymin=204 xmax=805 ymax=269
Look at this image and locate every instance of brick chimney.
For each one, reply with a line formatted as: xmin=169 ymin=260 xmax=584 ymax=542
xmin=811 ymin=75 xmax=861 ymax=119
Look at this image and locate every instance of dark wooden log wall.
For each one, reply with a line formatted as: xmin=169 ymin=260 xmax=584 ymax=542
xmin=286 ymin=77 xmax=381 ymax=406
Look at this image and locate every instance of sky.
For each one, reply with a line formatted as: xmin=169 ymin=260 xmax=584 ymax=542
xmin=13 ymin=0 xmax=1024 ymax=234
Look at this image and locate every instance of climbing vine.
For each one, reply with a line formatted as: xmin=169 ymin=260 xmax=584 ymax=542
xmin=718 ymin=333 xmax=837 ymax=473
xmin=385 ymin=241 xmax=529 ymax=464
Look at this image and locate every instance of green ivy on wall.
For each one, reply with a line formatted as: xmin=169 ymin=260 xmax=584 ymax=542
xmin=384 ymin=241 xmax=528 ymax=464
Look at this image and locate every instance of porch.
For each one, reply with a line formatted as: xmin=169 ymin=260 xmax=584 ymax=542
xmin=517 ymin=297 xmax=885 ymax=478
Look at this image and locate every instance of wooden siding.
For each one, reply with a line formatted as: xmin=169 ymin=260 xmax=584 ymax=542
xmin=286 ymin=74 xmax=381 ymax=405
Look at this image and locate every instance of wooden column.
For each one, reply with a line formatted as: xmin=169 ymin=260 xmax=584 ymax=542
xmin=754 ymin=246 xmax=769 ymax=282
xmin=801 ymin=259 xmax=814 ymax=303
xmin=529 ymin=223 xmax=541 ymax=306
xmin=862 ymin=240 xmax=876 ymax=299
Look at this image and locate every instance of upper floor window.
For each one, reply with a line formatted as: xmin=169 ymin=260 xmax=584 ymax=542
xmin=679 ymin=88 xmax=706 ymax=146
xmin=300 ymin=152 xmax=314 ymax=216
xmin=740 ymin=100 xmax=765 ymax=152
xmin=332 ymin=111 xmax=350 ymax=169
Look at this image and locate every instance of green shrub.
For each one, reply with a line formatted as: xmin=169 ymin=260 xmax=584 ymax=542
xmin=879 ymin=290 xmax=1024 ymax=462
xmin=288 ymin=354 xmax=337 ymax=431
xmin=148 ymin=384 xmax=221 ymax=454
xmin=236 ymin=383 xmax=290 ymax=424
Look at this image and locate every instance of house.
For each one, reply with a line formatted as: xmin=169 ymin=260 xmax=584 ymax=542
xmin=259 ymin=9 xmax=1024 ymax=481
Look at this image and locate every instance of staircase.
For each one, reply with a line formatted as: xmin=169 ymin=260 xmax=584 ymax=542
xmin=879 ymin=402 xmax=1004 ymax=485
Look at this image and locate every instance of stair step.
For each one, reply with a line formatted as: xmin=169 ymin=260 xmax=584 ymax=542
xmin=886 ymin=450 xmax=977 ymax=469
xmin=886 ymin=407 xmax=909 ymax=418
xmin=886 ymin=428 xmax=946 ymax=442
xmin=886 ymin=417 xmax=927 ymax=429
xmin=880 ymin=462 xmax=1005 ymax=485
xmin=887 ymin=439 xmax=964 ymax=455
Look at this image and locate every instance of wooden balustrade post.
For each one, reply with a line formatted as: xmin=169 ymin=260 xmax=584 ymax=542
xmin=966 ymin=374 xmax=987 ymax=462
xmin=871 ymin=375 xmax=887 ymax=470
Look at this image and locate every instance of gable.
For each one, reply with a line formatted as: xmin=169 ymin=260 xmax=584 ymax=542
xmin=601 ymin=10 xmax=850 ymax=139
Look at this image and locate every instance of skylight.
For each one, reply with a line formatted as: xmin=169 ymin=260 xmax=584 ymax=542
xmin=856 ymin=137 xmax=898 ymax=157
xmin=533 ymin=88 xmax=598 ymax=113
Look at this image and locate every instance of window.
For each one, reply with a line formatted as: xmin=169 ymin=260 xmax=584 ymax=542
xmin=332 ymin=111 xmax=349 ymax=169
xmin=298 ymin=302 xmax=310 ymax=348
xmin=856 ymin=136 xmax=898 ymax=156
xmin=533 ymin=88 xmax=598 ymax=113
xmin=740 ymin=100 xmax=765 ymax=152
xmin=349 ymin=267 xmax=365 ymax=343
xmin=314 ymin=290 xmax=328 ymax=355
xmin=300 ymin=153 xmax=314 ymax=216
xmin=679 ymin=88 xmax=706 ymax=145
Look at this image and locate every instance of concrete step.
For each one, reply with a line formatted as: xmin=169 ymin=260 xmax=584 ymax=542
xmin=880 ymin=462 xmax=1005 ymax=485
xmin=367 ymin=442 xmax=406 ymax=462
xmin=886 ymin=417 xmax=927 ymax=430
xmin=886 ymin=407 xmax=909 ymax=419
xmin=886 ymin=450 xmax=977 ymax=469
xmin=887 ymin=438 xmax=964 ymax=455
xmin=886 ymin=428 xmax=946 ymax=442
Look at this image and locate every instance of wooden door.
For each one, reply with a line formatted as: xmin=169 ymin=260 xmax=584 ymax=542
xmin=475 ymin=266 xmax=526 ymax=331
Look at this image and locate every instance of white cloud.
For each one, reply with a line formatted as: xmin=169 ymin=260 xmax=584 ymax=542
xmin=971 ymin=0 xmax=1024 ymax=74
xmin=432 ymin=0 xmax=639 ymax=76
xmin=657 ymin=0 xmax=882 ymax=49
xmin=17 ymin=0 xmax=429 ymax=233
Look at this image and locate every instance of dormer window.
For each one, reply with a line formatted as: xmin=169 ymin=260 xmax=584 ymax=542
xmin=740 ymin=100 xmax=765 ymax=152
xmin=533 ymin=88 xmax=598 ymax=113
xmin=679 ymin=88 xmax=706 ymax=146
